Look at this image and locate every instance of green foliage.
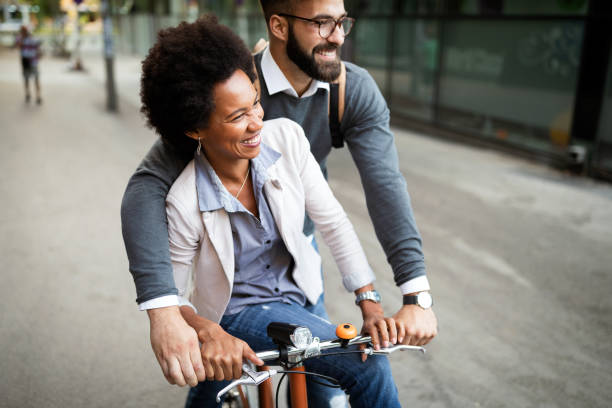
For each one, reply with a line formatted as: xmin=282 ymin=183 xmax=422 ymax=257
xmin=31 ymin=0 xmax=60 ymax=18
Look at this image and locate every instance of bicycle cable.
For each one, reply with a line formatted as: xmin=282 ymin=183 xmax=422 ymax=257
xmin=274 ymin=370 xmax=341 ymax=408
xmin=307 ymin=375 xmax=342 ymax=389
xmin=275 ymin=372 xmax=287 ymax=408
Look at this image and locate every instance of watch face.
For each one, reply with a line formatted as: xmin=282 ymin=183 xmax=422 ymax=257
xmin=417 ymin=292 xmax=433 ymax=308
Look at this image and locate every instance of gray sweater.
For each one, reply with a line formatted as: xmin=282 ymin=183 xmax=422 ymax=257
xmin=121 ymin=56 xmax=426 ymax=303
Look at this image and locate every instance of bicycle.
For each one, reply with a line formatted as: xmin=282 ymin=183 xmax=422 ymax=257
xmin=217 ymin=322 xmax=426 ymax=408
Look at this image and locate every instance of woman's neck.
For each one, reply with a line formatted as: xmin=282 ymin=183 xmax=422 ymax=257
xmin=205 ymin=154 xmax=250 ymax=186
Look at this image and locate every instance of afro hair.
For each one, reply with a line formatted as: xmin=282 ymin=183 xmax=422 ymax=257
xmin=140 ymin=15 xmax=257 ymax=154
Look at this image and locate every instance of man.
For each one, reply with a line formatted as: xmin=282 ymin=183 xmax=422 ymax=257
xmin=121 ymin=0 xmax=437 ymax=404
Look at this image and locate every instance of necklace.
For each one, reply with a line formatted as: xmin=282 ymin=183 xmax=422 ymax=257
xmin=234 ymin=164 xmax=250 ymax=199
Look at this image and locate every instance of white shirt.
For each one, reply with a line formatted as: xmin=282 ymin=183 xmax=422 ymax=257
xmin=260 ymin=46 xmax=329 ymax=98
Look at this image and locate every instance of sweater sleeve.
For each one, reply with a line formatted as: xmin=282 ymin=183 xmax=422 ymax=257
xmin=341 ymin=65 xmax=426 ymax=287
xmin=120 ymin=139 xmax=191 ymax=304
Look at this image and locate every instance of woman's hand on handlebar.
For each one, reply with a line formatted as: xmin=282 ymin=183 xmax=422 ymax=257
xmin=196 ymin=320 xmax=264 ymax=380
xmin=358 ymin=300 xmax=398 ymax=362
xmin=179 ymin=306 xmax=264 ymax=381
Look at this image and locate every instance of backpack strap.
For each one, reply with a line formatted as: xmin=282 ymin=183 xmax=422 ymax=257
xmin=251 ymin=39 xmax=268 ymax=98
xmin=329 ymin=62 xmax=346 ymax=148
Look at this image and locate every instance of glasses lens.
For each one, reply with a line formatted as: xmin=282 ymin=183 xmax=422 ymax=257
xmin=341 ymin=18 xmax=354 ymax=36
xmin=319 ymin=17 xmax=354 ymax=38
xmin=319 ymin=20 xmax=335 ymax=38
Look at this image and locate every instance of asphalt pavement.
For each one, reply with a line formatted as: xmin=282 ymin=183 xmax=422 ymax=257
xmin=1 ymin=48 xmax=611 ymax=408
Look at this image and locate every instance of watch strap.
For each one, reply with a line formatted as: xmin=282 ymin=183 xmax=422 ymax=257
xmin=403 ymin=295 xmax=419 ymax=306
xmin=355 ymin=290 xmax=381 ymax=305
xmin=403 ymin=292 xmax=433 ymax=309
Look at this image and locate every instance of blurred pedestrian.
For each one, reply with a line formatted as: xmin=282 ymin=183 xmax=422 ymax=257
xmin=16 ymin=25 xmax=42 ymax=105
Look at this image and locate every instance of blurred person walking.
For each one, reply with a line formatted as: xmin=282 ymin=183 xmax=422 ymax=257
xmin=16 ymin=25 xmax=43 ymax=105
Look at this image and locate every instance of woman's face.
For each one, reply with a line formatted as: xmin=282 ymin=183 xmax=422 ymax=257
xmin=190 ymin=69 xmax=264 ymax=163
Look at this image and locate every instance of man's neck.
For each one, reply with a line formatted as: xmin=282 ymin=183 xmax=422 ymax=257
xmin=269 ymin=42 xmax=313 ymax=97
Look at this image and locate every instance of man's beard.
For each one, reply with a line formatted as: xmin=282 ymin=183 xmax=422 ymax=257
xmin=286 ymin=24 xmax=341 ymax=82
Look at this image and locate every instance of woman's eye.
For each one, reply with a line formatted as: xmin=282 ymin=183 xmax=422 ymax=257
xmin=253 ymin=99 xmax=261 ymax=107
xmin=231 ymin=113 xmax=245 ymax=122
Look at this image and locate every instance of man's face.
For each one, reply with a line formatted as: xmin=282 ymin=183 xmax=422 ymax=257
xmin=285 ymin=0 xmax=347 ymax=82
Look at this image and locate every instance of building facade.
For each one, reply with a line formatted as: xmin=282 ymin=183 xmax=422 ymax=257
xmin=115 ymin=0 xmax=612 ymax=180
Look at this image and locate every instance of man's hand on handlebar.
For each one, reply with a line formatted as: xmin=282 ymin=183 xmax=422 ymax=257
xmin=392 ymin=304 xmax=437 ymax=347
xmin=147 ymin=306 xmax=206 ymax=387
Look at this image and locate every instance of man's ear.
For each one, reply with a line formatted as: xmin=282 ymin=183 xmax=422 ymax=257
xmin=269 ymin=15 xmax=289 ymax=42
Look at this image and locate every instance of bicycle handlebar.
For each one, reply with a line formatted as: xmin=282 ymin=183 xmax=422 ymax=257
xmin=254 ymin=334 xmax=374 ymax=362
xmin=216 ymin=331 xmax=426 ymax=403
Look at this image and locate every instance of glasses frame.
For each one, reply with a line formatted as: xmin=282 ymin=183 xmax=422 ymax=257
xmin=278 ymin=13 xmax=355 ymax=39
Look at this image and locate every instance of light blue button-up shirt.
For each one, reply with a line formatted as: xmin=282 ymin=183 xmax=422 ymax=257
xmin=194 ymin=144 xmax=306 ymax=315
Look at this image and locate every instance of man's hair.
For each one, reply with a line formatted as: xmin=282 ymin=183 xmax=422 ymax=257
xmin=259 ymin=0 xmax=296 ymax=27
xmin=140 ymin=15 xmax=256 ymax=154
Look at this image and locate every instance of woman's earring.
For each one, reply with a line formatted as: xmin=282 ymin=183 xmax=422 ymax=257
xmin=197 ymin=138 xmax=202 ymax=155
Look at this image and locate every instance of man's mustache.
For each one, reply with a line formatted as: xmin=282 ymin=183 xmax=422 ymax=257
xmin=313 ymin=43 xmax=340 ymax=54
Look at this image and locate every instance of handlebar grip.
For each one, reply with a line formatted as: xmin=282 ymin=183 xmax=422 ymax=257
xmin=335 ymin=323 xmax=358 ymax=340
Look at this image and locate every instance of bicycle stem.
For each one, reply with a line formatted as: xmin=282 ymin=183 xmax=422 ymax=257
xmin=255 ymin=335 xmax=374 ymax=362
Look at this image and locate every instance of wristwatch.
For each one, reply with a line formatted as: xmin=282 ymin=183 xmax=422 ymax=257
xmin=355 ymin=290 xmax=381 ymax=305
xmin=403 ymin=292 xmax=433 ymax=309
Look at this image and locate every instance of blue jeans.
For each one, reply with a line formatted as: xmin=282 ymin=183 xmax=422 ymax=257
xmin=184 ymin=297 xmax=400 ymax=408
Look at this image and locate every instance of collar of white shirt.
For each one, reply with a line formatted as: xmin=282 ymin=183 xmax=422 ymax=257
xmin=261 ymin=46 xmax=330 ymax=99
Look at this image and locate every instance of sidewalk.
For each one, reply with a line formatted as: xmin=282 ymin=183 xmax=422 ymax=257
xmin=1 ymin=48 xmax=612 ymax=407
xmin=0 ymin=49 xmax=187 ymax=407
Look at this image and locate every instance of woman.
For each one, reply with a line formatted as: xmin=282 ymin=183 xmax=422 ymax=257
xmin=140 ymin=16 xmax=401 ymax=408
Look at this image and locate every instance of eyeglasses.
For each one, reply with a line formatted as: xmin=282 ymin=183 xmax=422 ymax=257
xmin=278 ymin=13 xmax=355 ymax=39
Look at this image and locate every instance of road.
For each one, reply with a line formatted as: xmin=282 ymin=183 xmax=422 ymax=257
xmin=1 ymin=48 xmax=611 ymax=407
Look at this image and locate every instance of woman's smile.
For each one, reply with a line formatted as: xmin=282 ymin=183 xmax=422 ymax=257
xmin=240 ymin=132 xmax=261 ymax=147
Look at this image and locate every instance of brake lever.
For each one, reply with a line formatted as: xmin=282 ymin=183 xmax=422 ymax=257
xmin=215 ymin=364 xmax=278 ymax=403
xmin=363 ymin=344 xmax=426 ymax=355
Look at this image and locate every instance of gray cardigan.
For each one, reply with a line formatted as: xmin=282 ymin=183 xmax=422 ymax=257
xmin=121 ymin=57 xmax=425 ymax=304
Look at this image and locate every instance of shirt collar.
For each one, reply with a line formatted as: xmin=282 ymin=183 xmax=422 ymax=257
xmin=261 ymin=46 xmax=329 ymax=98
xmin=194 ymin=143 xmax=281 ymax=213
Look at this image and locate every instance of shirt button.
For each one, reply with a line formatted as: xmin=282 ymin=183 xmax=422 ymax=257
xmin=266 ymin=265 xmax=270 ymax=269
xmin=266 ymin=240 xmax=271 ymax=244
xmin=274 ymin=287 xmax=279 ymax=292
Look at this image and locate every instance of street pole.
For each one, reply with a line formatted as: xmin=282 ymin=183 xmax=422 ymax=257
xmin=72 ymin=0 xmax=84 ymax=71
xmin=101 ymin=0 xmax=118 ymax=112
